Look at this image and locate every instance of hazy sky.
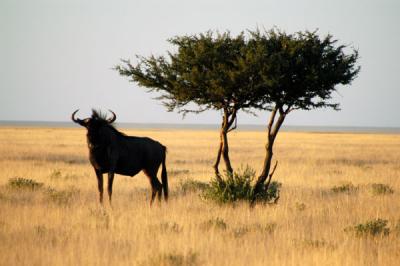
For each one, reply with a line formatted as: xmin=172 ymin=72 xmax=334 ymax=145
xmin=1 ymin=0 xmax=399 ymax=127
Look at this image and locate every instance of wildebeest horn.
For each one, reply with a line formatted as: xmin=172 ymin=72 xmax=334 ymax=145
xmin=108 ymin=110 xmax=116 ymax=123
xmin=71 ymin=109 xmax=82 ymax=123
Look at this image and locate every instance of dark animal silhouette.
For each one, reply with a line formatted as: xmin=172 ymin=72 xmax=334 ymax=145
xmin=71 ymin=109 xmax=168 ymax=206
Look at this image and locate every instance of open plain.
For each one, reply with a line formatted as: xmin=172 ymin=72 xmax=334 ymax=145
xmin=0 ymin=127 xmax=399 ymax=266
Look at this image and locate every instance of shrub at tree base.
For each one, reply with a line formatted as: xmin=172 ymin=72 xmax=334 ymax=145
xmin=203 ymin=166 xmax=281 ymax=204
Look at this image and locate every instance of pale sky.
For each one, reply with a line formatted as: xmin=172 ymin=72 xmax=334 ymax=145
xmin=1 ymin=0 xmax=399 ymax=127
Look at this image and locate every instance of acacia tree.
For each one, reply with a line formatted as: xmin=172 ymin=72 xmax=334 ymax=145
xmin=249 ymin=29 xmax=360 ymax=201
xmin=115 ymin=32 xmax=263 ymax=179
xmin=116 ymin=29 xmax=359 ymax=204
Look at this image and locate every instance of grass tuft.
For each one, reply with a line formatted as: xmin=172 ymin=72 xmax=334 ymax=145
xmin=345 ymin=218 xmax=390 ymax=237
xmin=7 ymin=177 xmax=43 ymax=191
xmin=331 ymin=183 xmax=358 ymax=194
xmin=370 ymin=183 xmax=394 ymax=195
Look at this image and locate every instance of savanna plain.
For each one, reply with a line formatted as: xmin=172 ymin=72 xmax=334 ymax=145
xmin=0 ymin=127 xmax=399 ymax=266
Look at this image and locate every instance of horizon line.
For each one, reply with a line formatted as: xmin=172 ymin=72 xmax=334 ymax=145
xmin=1 ymin=120 xmax=399 ymax=133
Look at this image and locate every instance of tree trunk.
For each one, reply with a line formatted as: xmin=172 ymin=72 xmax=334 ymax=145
xmin=213 ymin=109 xmax=235 ymax=179
xmin=213 ymin=140 xmax=223 ymax=180
xmin=252 ymin=107 xmax=286 ymax=201
xmin=221 ymin=128 xmax=233 ymax=175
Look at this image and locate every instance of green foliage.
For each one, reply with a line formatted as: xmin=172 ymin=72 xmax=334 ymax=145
xmin=116 ymin=31 xmax=263 ymax=116
xmin=203 ymin=166 xmax=281 ymax=204
xmin=179 ymin=179 xmax=209 ymax=195
xmin=7 ymin=177 xmax=43 ymax=191
xmin=253 ymin=180 xmax=281 ymax=204
xmin=370 ymin=183 xmax=394 ymax=195
xmin=331 ymin=183 xmax=358 ymax=194
xmin=117 ymin=28 xmax=359 ymax=115
xmin=249 ymin=29 xmax=359 ymax=112
xmin=345 ymin=219 xmax=390 ymax=237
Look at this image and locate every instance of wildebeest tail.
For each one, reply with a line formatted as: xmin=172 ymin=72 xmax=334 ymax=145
xmin=161 ymin=146 xmax=168 ymax=201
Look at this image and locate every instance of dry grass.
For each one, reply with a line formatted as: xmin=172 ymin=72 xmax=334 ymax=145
xmin=0 ymin=127 xmax=400 ymax=266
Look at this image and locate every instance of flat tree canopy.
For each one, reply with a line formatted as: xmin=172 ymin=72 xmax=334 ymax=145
xmin=250 ymin=29 xmax=359 ymax=112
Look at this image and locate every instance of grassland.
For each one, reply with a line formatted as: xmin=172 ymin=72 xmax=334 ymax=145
xmin=0 ymin=127 xmax=399 ymax=266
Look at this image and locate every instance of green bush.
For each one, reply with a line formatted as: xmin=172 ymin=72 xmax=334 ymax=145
xmin=370 ymin=183 xmax=394 ymax=195
xmin=331 ymin=183 xmax=358 ymax=194
xmin=7 ymin=177 xmax=43 ymax=190
xmin=203 ymin=166 xmax=281 ymax=204
xmin=345 ymin=218 xmax=390 ymax=237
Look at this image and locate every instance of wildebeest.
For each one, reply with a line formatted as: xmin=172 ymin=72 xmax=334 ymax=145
xmin=71 ymin=109 xmax=168 ymax=206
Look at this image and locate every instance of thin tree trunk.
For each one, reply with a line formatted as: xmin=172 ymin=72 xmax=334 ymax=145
xmin=213 ymin=109 xmax=235 ymax=179
xmin=253 ymin=107 xmax=286 ymax=201
xmin=213 ymin=140 xmax=223 ymax=180
xmin=221 ymin=128 xmax=233 ymax=175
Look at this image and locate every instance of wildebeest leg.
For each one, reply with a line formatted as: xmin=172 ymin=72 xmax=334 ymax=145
xmin=144 ymin=170 xmax=162 ymax=206
xmin=95 ymin=169 xmax=104 ymax=204
xmin=107 ymin=171 xmax=115 ymax=205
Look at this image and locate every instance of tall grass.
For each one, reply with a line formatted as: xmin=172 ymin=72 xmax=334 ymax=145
xmin=0 ymin=127 xmax=399 ymax=265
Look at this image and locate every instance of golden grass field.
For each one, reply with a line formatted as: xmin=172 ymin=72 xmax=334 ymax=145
xmin=0 ymin=127 xmax=399 ymax=266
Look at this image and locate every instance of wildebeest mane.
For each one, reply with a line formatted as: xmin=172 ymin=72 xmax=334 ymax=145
xmin=91 ymin=109 xmax=126 ymax=137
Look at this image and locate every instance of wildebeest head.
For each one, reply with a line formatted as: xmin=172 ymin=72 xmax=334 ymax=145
xmin=71 ymin=109 xmax=116 ymax=130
